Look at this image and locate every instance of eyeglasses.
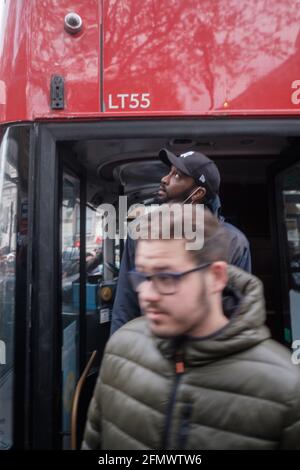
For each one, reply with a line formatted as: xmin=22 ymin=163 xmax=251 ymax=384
xmin=128 ymin=263 xmax=210 ymax=295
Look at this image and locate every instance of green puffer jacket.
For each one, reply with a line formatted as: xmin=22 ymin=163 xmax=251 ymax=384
xmin=82 ymin=266 xmax=300 ymax=450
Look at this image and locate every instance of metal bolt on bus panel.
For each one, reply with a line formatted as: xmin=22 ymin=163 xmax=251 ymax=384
xmin=64 ymin=12 xmax=83 ymax=34
xmin=50 ymin=75 xmax=64 ymax=109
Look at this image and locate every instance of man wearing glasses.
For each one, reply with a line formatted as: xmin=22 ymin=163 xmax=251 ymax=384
xmin=111 ymin=149 xmax=251 ymax=334
xmin=83 ymin=206 xmax=300 ymax=450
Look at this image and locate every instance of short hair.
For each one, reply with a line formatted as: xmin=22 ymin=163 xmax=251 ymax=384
xmin=134 ymin=204 xmax=230 ymax=265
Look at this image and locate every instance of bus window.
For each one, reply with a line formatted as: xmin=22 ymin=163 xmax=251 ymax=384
xmin=60 ymin=173 xmax=80 ymax=449
xmin=85 ymin=205 xmax=105 ymax=361
xmin=86 ymin=205 xmax=103 ymax=280
xmin=0 ymin=126 xmax=29 ymax=450
xmin=278 ymin=163 xmax=300 ymax=343
xmin=0 ymin=129 xmax=16 ymax=450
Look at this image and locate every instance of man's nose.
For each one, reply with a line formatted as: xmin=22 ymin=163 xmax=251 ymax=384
xmin=139 ymin=279 xmax=160 ymax=302
xmin=161 ymin=171 xmax=171 ymax=185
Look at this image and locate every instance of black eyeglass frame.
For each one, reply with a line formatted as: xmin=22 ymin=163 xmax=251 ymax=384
xmin=128 ymin=262 xmax=211 ymax=295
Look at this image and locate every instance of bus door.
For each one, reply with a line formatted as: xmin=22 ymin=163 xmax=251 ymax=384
xmin=272 ymin=156 xmax=300 ymax=348
xmin=60 ymin=166 xmax=114 ymax=449
xmin=27 ymin=126 xmax=117 ymax=450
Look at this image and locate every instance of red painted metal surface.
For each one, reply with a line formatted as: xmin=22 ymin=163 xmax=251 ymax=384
xmin=1 ymin=0 xmax=300 ymax=122
xmin=0 ymin=0 xmax=100 ymax=122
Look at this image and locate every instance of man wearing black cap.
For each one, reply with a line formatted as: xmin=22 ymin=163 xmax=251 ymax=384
xmin=158 ymin=149 xmax=221 ymax=204
xmin=110 ymin=149 xmax=251 ymax=334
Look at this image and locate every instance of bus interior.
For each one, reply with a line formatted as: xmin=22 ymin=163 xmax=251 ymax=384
xmin=65 ymin=130 xmax=298 ymax=340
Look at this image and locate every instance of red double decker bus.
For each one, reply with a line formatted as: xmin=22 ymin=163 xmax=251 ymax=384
xmin=1 ymin=0 xmax=300 ymax=449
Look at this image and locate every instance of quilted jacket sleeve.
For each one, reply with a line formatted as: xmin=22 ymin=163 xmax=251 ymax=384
xmin=81 ymin=378 xmax=102 ymax=450
xmin=279 ymin=376 xmax=300 ymax=449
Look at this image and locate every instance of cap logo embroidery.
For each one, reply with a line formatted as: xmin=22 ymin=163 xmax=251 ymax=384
xmin=180 ymin=151 xmax=194 ymax=158
xmin=199 ymin=174 xmax=206 ymax=183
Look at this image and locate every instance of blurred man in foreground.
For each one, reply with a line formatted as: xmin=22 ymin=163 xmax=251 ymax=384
xmin=83 ymin=205 xmax=300 ymax=450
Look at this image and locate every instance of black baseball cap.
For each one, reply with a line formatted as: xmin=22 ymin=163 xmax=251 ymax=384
xmin=159 ymin=149 xmax=220 ymax=196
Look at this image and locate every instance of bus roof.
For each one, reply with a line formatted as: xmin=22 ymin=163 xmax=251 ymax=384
xmin=1 ymin=0 xmax=300 ymax=123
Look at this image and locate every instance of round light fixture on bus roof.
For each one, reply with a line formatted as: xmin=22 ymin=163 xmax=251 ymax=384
xmin=64 ymin=12 xmax=83 ymax=34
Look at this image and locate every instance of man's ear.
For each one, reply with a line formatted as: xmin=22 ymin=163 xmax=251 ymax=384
xmin=192 ymin=187 xmax=206 ymax=203
xmin=208 ymin=262 xmax=228 ymax=294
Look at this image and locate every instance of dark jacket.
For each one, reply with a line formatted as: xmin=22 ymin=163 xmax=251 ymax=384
xmin=82 ymin=267 xmax=300 ymax=450
xmin=111 ymin=218 xmax=251 ymax=334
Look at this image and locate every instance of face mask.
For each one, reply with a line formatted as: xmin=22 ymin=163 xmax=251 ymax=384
xmin=182 ymin=186 xmax=201 ymax=204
